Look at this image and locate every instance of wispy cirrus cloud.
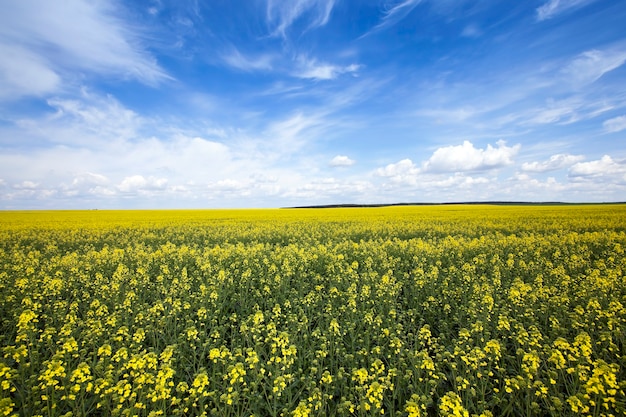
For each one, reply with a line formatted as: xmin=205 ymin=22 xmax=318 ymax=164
xmin=222 ymin=48 xmax=274 ymax=72
xmin=603 ymin=115 xmax=626 ymax=133
xmin=0 ymin=43 xmax=61 ymax=100
xmin=536 ymin=0 xmax=598 ymax=21
xmin=361 ymin=0 xmax=423 ymax=37
xmin=259 ymin=112 xmax=328 ymax=157
xmin=265 ymin=0 xmax=336 ymax=37
xmin=35 ymin=91 xmax=144 ymax=146
xmin=0 ymin=0 xmax=170 ymax=99
xmin=562 ymin=48 xmax=626 ymax=87
xmin=294 ymin=56 xmax=360 ymax=80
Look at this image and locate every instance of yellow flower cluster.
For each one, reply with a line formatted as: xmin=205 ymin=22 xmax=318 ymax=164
xmin=1 ymin=205 xmax=625 ymax=416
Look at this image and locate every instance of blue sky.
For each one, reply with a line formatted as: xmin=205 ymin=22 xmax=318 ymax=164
xmin=1 ymin=0 xmax=625 ymax=208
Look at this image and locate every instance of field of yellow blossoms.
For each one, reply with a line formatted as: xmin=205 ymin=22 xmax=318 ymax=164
xmin=1 ymin=205 xmax=625 ymax=416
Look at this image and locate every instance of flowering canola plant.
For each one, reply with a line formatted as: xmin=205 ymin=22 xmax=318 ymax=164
xmin=0 ymin=205 xmax=625 ymax=416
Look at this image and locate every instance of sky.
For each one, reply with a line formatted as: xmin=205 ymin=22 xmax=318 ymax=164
xmin=1 ymin=0 xmax=626 ymax=209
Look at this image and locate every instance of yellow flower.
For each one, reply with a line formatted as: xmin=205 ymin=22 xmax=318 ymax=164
xmin=225 ymin=362 xmax=246 ymax=385
xmin=352 ymin=368 xmax=369 ymax=385
xmin=159 ymin=345 xmax=175 ymax=363
xmin=566 ymin=395 xmax=584 ymax=413
xmin=38 ymin=357 xmax=66 ymax=389
xmin=292 ymin=401 xmax=311 ymax=417
xmin=245 ymin=349 xmax=259 ymax=369
xmin=273 ymin=376 xmax=287 ymax=395
xmin=405 ymin=397 xmax=423 ymax=417
xmin=320 ymin=371 xmax=333 ymax=385
xmin=69 ymin=362 xmax=92 ymax=385
xmin=484 ymin=339 xmax=501 ymax=359
xmin=439 ymin=392 xmax=469 ymax=417
xmin=132 ymin=328 xmax=145 ymax=344
xmin=62 ymin=337 xmax=78 ymax=355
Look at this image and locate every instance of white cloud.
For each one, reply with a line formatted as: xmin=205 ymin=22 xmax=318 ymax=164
xmin=44 ymin=93 xmax=142 ymax=143
xmin=283 ymin=178 xmax=372 ymax=201
xmin=503 ymin=156 xmax=626 ymax=201
xmin=329 ymin=155 xmax=355 ymax=167
xmin=376 ymin=159 xmax=420 ymax=178
xmin=373 ymin=159 xmax=497 ymax=201
xmin=424 ymin=140 xmax=520 ymax=173
xmin=562 ymin=48 xmax=626 ymax=86
xmin=214 ymin=179 xmax=245 ymax=190
xmin=14 ymin=180 xmax=39 ymax=190
xmin=61 ymin=172 xmax=112 ymax=197
xmin=603 ymin=115 xmax=626 ymax=133
xmin=266 ymin=0 xmax=336 ymax=37
xmin=364 ymin=0 xmax=423 ymax=36
xmin=521 ymin=153 xmax=585 ymax=172
xmin=71 ymin=172 xmax=109 ymax=187
xmin=536 ymin=0 xmax=598 ymax=21
xmin=417 ymin=107 xmax=483 ymax=124
xmin=254 ymin=112 xmax=330 ymax=160
xmin=374 ymin=142 xmax=518 ymax=191
xmin=507 ymin=173 xmax=568 ymax=197
xmin=222 ymin=48 xmax=274 ymax=72
xmin=523 ymin=98 xmax=582 ymax=125
xmin=295 ymin=57 xmax=360 ymax=80
xmin=569 ymin=155 xmax=626 ymax=179
xmin=0 ymin=43 xmax=61 ymax=100
xmin=501 ymin=96 xmax=616 ymax=128
xmin=0 ymin=0 xmax=169 ymax=100
xmin=421 ymin=174 xmax=490 ymax=189
xmin=118 ymin=175 xmax=168 ymax=193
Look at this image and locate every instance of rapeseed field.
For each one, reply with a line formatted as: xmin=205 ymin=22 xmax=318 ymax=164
xmin=1 ymin=205 xmax=624 ymax=416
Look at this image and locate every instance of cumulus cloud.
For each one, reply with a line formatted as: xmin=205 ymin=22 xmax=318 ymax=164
xmin=63 ymin=172 xmax=112 ymax=196
xmin=569 ymin=155 xmax=626 ymax=179
xmin=71 ymin=172 xmax=109 ymax=187
xmin=208 ymin=179 xmax=247 ymax=191
xmin=373 ymin=141 xmax=519 ymax=190
xmin=14 ymin=180 xmax=39 ymax=190
xmin=329 ymin=155 xmax=355 ymax=167
xmin=118 ymin=175 xmax=168 ymax=193
xmin=376 ymin=159 xmax=420 ymax=178
xmin=603 ymin=115 xmax=626 ymax=133
xmin=521 ymin=153 xmax=585 ymax=172
xmin=507 ymin=173 xmax=568 ymax=197
xmin=423 ymin=140 xmax=520 ymax=173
